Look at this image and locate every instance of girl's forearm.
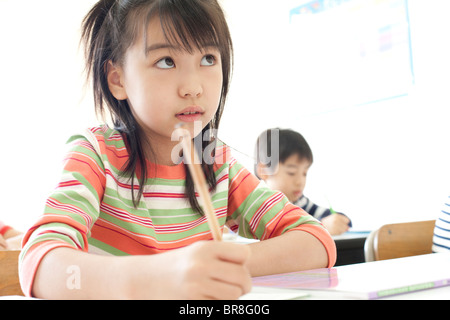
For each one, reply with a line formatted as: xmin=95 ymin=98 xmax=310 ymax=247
xmin=32 ymin=247 xmax=132 ymax=299
xmin=31 ymin=231 xmax=328 ymax=298
xmin=246 ymin=230 xmax=329 ymax=277
xmin=31 ymin=241 xmax=253 ymax=300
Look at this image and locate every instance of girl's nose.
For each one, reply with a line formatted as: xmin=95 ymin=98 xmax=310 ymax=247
xmin=179 ymin=74 xmax=203 ymax=98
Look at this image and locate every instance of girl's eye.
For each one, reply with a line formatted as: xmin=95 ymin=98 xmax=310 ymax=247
xmin=201 ymin=54 xmax=216 ymax=66
xmin=156 ymin=57 xmax=175 ymax=69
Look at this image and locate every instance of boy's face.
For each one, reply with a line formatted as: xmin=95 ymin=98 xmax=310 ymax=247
xmin=263 ymin=154 xmax=311 ymax=203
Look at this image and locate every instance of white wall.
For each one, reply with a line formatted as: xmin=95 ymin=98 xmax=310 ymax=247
xmin=0 ymin=0 xmax=98 ymax=230
xmin=1 ymin=0 xmax=449 ymax=232
xmin=220 ymin=0 xmax=450 ymax=230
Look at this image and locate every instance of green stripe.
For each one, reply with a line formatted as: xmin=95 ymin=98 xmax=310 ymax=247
xmin=21 ymin=125 xmax=330 ymax=259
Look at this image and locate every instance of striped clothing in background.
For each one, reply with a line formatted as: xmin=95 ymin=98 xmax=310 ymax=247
xmin=295 ymin=196 xmax=352 ymax=227
xmin=295 ymin=196 xmax=333 ymax=221
xmin=433 ymin=196 xmax=450 ymax=252
xmin=19 ymin=126 xmax=336 ymax=296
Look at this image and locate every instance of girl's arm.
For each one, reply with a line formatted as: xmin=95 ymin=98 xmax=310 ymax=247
xmin=225 ymin=157 xmax=336 ymax=274
xmin=31 ymin=241 xmax=252 ymax=300
xmin=246 ymin=230 xmax=329 ymax=277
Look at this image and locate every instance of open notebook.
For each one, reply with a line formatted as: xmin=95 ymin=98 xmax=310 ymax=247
xmin=250 ymin=253 xmax=450 ymax=299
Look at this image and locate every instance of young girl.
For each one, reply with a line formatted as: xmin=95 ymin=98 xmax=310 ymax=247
xmin=19 ymin=0 xmax=336 ymax=299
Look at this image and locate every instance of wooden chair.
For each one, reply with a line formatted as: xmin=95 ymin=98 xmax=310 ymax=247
xmin=0 ymin=250 xmax=24 ymax=296
xmin=364 ymin=220 xmax=436 ymax=262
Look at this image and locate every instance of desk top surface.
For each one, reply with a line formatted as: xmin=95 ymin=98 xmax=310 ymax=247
xmin=247 ymin=252 xmax=450 ymax=300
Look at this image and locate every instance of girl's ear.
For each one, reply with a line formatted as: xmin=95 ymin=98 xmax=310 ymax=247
xmin=106 ymin=60 xmax=128 ymax=101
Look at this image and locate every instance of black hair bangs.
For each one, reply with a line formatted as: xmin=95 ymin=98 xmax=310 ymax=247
xmin=153 ymin=0 xmax=229 ymax=55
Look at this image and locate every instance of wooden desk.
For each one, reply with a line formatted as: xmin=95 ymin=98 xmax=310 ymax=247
xmin=0 ymin=250 xmax=24 ymax=296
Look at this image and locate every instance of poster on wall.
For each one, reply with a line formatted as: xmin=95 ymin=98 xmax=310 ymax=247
xmin=288 ymin=0 xmax=414 ymax=112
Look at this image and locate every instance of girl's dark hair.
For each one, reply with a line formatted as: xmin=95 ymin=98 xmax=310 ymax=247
xmin=81 ymin=0 xmax=233 ymax=212
xmin=254 ymin=128 xmax=313 ymax=178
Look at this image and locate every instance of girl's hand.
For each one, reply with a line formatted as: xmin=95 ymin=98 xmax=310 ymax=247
xmin=125 ymin=241 xmax=252 ymax=300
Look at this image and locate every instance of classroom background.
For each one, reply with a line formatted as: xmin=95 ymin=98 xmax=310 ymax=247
xmin=1 ymin=0 xmax=449 ymax=232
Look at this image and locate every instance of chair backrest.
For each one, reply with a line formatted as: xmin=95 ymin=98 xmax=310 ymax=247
xmin=0 ymin=250 xmax=24 ymax=296
xmin=366 ymin=220 xmax=436 ymax=262
xmin=363 ymin=229 xmax=377 ymax=262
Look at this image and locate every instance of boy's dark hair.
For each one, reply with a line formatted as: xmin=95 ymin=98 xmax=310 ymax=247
xmin=81 ymin=0 xmax=233 ymax=213
xmin=255 ymin=128 xmax=313 ymax=178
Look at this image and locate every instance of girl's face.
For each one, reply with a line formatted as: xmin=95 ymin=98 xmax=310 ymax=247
xmin=108 ymin=18 xmax=223 ymax=163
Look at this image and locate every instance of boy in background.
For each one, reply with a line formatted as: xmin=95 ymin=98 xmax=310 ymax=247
xmin=255 ymin=128 xmax=351 ymax=235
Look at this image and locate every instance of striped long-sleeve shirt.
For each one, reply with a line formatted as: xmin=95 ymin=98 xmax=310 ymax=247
xmin=294 ymin=196 xmax=352 ymax=228
xmin=433 ymin=196 xmax=450 ymax=252
xmin=19 ymin=125 xmax=336 ymax=296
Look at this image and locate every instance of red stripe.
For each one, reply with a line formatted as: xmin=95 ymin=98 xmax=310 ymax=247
xmin=267 ymin=207 xmax=298 ymax=239
xmin=143 ymin=192 xmax=186 ymax=198
xmin=216 ymin=174 xmax=228 ymax=186
xmin=64 ymin=157 xmax=104 ymax=182
xmin=250 ymin=193 xmax=284 ymax=231
xmin=229 ymin=172 xmax=251 ymax=199
xmin=104 ymin=169 xmax=139 ymax=190
xmin=46 ymin=198 xmax=93 ymax=228
xmin=38 ymin=230 xmax=83 ymax=250
xmin=57 ymin=180 xmax=82 ymax=188
xmin=100 ymin=203 xmax=154 ymax=228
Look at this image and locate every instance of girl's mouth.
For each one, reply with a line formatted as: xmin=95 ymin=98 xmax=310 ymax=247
xmin=176 ymin=112 xmax=203 ymax=122
xmin=176 ymin=106 xmax=204 ymax=122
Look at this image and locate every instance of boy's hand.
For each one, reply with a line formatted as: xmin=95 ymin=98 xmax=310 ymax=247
xmin=322 ymin=214 xmax=350 ymax=235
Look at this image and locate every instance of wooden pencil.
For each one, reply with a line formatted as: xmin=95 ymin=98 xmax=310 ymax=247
xmin=174 ymin=123 xmax=222 ymax=241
